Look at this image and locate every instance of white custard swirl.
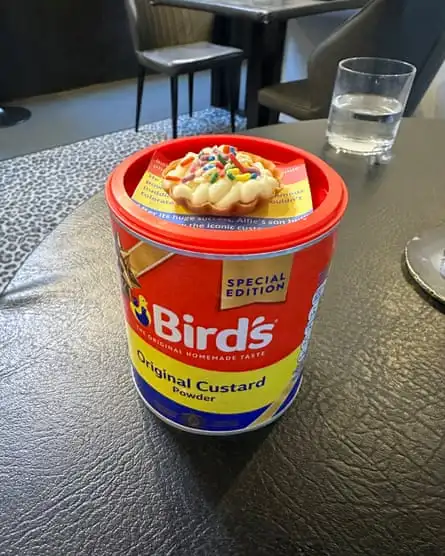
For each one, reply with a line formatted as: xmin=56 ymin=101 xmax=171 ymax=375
xmin=162 ymin=146 xmax=281 ymax=213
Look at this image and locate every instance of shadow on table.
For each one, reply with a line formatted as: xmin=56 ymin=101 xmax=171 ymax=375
xmin=141 ymin=411 xmax=330 ymax=555
xmin=321 ymin=143 xmax=390 ymax=197
xmin=141 ymin=408 xmax=273 ymax=504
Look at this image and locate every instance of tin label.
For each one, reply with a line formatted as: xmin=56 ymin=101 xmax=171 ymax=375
xmin=114 ymin=225 xmax=335 ymax=433
xmin=131 ymin=151 xmax=313 ymax=231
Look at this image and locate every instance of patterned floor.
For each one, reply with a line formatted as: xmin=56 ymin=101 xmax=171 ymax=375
xmin=0 ymin=108 xmax=246 ymax=294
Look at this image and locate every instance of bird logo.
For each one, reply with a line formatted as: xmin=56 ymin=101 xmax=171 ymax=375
xmin=130 ymin=295 xmax=151 ymax=327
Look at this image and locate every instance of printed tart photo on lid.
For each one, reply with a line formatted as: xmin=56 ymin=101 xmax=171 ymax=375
xmin=129 ymin=134 xmax=320 ymax=238
xmin=161 ymin=145 xmax=282 ymax=216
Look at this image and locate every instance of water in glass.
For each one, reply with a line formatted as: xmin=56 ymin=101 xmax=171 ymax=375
xmin=326 ymin=93 xmax=403 ymax=154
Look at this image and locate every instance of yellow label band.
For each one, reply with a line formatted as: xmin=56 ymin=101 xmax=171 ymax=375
xmin=127 ymin=325 xmax=300 ymax=414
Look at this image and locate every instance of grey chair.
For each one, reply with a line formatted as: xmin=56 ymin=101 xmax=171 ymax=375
xmin=258 ymin=0 xmax=445 ymax=123
xmin=124 ymin=1 xmax=244 ymax=138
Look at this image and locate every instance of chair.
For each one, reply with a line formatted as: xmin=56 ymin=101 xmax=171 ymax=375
xmin=124 ymin=1 xmax=244 ymax=138
xmin=258 ymin=0 xmax=445 ymax=123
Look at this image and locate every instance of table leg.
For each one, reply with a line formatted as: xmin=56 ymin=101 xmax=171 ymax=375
xmin=211 ymin=16 xmax=250 ymax=112
xmin=211 ymin=15 xmax=231 ymax=108
xmin=246 ymin=20 xmax=287 ymax=129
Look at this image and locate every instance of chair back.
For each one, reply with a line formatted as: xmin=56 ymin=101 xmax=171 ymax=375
xmin=382 ymin=0 xmax=445 ymax=116
xmin=307 ymin=0 xmax=445 ymax=117
xmin=124 ymin=0 xmax=213 ymax=53
xmin=405 ymin=32 xmax=445 ymax=116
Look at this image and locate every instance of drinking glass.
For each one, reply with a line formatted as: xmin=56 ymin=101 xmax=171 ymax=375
xmin=326 ymin=57 xmax=416 ymax=155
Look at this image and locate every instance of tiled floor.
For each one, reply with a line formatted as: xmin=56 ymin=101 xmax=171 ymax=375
xmin=0 ymin=71 xmax=249 ymax=293
xmin=0 ymin=74 xmax=209 ymax=161
xmin=0 ymin=69 xmax=247 ymax=161
xmin=0 ymin=107 xmax=246 ymax=294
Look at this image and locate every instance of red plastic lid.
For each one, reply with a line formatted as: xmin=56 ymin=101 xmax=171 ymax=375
xmin=105 ymin=134 xmax=348 ymax=257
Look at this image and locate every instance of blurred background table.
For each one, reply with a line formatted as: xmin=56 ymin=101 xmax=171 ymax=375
xmin=151 ymin=0 xmax=367 ymax=22
xmin=152 ymin=0 xmax=367 ymax=127
xmin=2 ymin=119 xmax=445 ymax=555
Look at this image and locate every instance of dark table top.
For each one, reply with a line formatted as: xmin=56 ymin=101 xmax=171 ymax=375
xmin=2 ymin=119 xmax=445 ymax=556
xmin=151 ymin=0 xmax=366 ymax=22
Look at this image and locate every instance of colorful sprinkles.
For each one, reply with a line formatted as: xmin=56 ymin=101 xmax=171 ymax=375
xmin=166 ymin=145 xmax=263 ymax=186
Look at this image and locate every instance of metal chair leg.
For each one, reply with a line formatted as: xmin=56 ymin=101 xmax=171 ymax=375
xmin=188 ymin=73 xmax=194 ymax=117
xmin=135 ymin=65 xmax=145 ymax=132
xmin=227 ymin=64 xmax=239 ymax=133
xmin=267 ymin=110 xmax=280 ymax=126
xmin=170 ymin=75 xmax=179 ymax=139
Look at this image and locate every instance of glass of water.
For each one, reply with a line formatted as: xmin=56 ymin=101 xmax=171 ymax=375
xmin=326 ymin=57 xmax=416 ymax=155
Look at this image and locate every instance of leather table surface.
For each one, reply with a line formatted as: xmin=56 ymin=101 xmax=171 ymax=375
xmin=1 ymin=119 xmax=445 ymax=555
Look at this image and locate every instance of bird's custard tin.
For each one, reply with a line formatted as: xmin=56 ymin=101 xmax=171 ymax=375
xmin=105 ymin=135 xmax=348 ymax=435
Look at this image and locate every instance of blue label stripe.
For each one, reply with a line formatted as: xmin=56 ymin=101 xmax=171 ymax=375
xmin=133 ymin=201 xmax=312 ymax=231
xmin=133 ymin=368 xmax=303 ymax=433
xmin=133 ymin=369 xmax=272 ymax=432
xmin=273 ymin=371 xmax=303 ymax=417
